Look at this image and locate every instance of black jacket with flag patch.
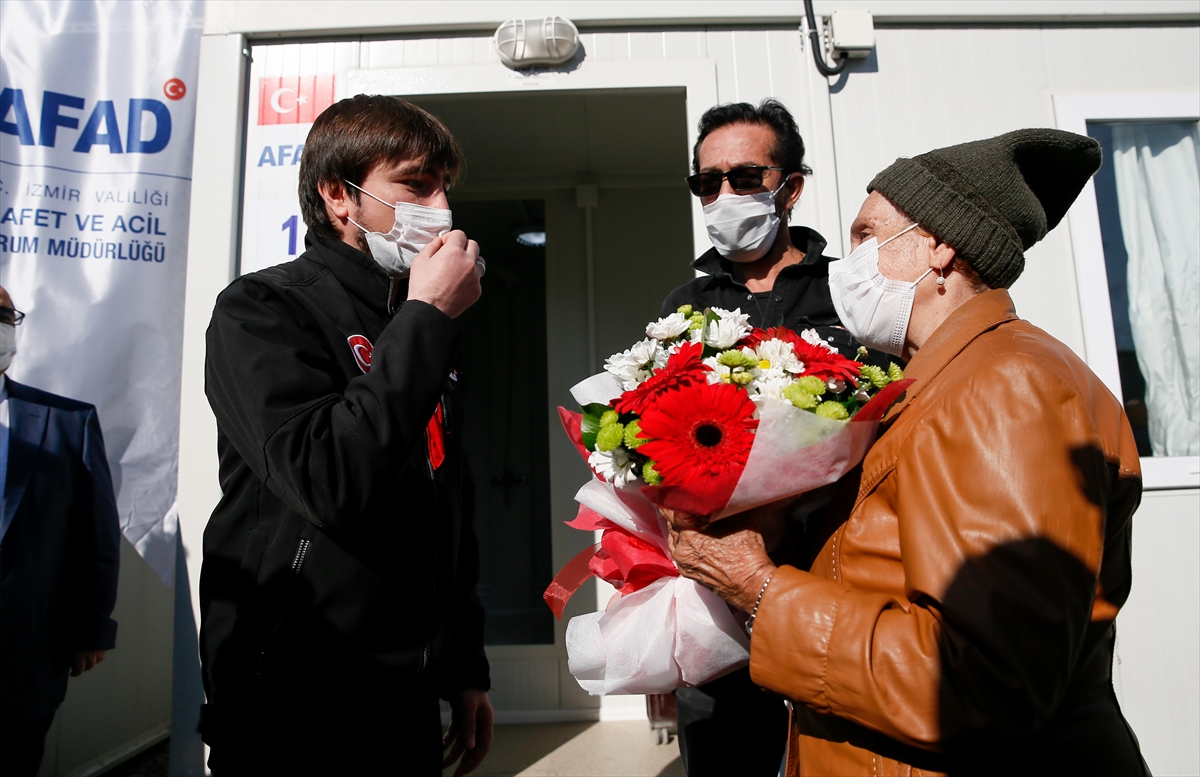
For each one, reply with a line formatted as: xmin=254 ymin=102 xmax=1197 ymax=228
xmin=199 ymin=231 xmax=488 ymax=748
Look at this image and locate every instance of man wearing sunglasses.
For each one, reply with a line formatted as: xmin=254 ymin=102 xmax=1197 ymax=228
xmin=662 ymin=99 xmax=873 ymax=777
xmin=0 ymin=285 xmax=121 ymax=776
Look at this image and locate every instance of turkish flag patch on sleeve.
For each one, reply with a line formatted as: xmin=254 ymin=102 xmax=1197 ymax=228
xmin=347 ymin=334 xmax=373 ymax=374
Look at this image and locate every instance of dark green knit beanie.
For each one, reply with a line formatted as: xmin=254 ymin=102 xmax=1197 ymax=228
xmin=867 ymin=128 xmax=1102 ymax=289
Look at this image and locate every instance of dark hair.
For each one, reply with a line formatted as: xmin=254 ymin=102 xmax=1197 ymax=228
xmin=298 ymin=95 xmax=463 ymax=242
xmin=691 ymin=99 xmax=813 ymax=177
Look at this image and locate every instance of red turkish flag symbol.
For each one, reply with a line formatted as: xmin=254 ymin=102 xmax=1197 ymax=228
xmin=347 ymin=334 xmax=373 ymax=374
xmin=258 ymin=75 xmax=336 ymax=125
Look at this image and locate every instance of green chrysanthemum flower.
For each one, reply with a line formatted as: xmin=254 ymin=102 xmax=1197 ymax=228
xmin=796 ymin=375 xmax=827 ymax=395
xmin=856 ymin=346 xmax=869 ymax=360
xmin=815 ymin=401 xmax=849 ymax=420
xmin=688 ymin=313 xmax=706 ymax=332
xmin=783 ymin=383 xmax=819 ymax=410
xmin=623 ymin=420 xmax=648 ymax=449
xmin=643 ymin=461 xmax=663 ymax=485
xmin=730 ymin=371 xmax=754 ymax=386
xmin=676 ymin=304 xmax=694 ymax=318
xmin=596 ymin=423 xmax=625 ymax=452
xmin=887 ymin=363 xmax=905 ymax=382
xmin=599 ymin=410 xmax=620 ymax=428
xmin=717 ymin=349 xmax=757 ymax=368
xmin=859 ymin=364 xmax=889 ymax=388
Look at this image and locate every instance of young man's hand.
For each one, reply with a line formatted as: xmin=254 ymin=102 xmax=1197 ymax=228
xmin=442 ymin=688 xmax=494 ymax=776
xmin=71 ymin=650 xmax=106 ymax=677
xmin=408 ymin=230 xmax=484 ymax=319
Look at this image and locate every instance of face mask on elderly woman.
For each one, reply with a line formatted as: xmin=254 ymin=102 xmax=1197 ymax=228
xmin=827 ymin=222 xmax=932 ymax=357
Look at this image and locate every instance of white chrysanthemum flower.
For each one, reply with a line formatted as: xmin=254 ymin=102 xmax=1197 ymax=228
xmin=703 ymin=307 xmax=752 ymax=350
xmin=589 ymin=447 xmax=638 ymax=487
xmin=750 ymin=373 xmax=794 ymax=403
xmin=646 ymin=312 xmax=691 ymax=341
xmin=604 ymin=338 xmax=667 ymax=391
xmin=801 ymin=328 xmax=839 ymax=354
xmin=702 ymin=356 xmax=730 ymax=384
xmin=746 ymin=339 xmax=803 ymax=375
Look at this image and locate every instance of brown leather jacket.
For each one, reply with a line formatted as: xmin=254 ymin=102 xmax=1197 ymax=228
xmin=749 ymin=290 xmax=1147 ymax=776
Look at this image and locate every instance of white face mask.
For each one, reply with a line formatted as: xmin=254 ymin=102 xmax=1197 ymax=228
xmin=0 ymin=322 xmax=16 ymax=373
xmin=702 ymin=178 xmax=790 ymax=264
xmin=344 ymin=180 xmax=453 ymax=277
xmin=828 ymin=222 xmax=932 ymax=357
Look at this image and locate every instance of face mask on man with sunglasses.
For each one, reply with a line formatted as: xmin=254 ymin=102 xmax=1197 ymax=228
xmin=691 ymin=165 xmax=793 ymax=264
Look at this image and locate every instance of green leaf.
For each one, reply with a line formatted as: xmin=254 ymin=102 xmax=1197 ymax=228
xmin=579 ymin=402 xmax=610 ymax=451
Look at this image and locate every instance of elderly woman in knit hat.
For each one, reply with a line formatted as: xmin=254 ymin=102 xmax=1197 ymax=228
xmin=665 ymin=129 xmax=1149 ymax=776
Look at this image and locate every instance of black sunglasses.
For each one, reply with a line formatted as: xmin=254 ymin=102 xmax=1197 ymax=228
xmin=686 ymin=165 xmax=786 ymax=197
xmin=0 ymin=306 xmax=24 ymax=326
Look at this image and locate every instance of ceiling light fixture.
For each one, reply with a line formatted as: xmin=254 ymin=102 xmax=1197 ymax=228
xmin=494 ymin=17 xmax=580 ymax=69
xmin=515 ymin=226 xmax=546 ymax=247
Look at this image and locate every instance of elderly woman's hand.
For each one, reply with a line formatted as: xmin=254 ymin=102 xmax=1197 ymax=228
xmin=663 ymin=505 xmax=781 ymax=613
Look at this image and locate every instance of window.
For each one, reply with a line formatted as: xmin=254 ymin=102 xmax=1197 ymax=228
xmin=1055 ymin=93 xmax=1200 ymax=489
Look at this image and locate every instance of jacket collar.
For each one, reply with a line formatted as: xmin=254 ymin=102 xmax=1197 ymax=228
xmin=302 ymin=231 xmax=400 ymax=315
xmin=1 ymin=379 xmax=49 ymax=544
xmin=692 ymin=225 xmax=830 ymax=279
xmin=883 ymin=289 xmax=1019 ymax=421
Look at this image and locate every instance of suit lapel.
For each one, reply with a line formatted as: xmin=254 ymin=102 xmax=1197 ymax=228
xmin=0 ymin=387 xmax=49 ymax=544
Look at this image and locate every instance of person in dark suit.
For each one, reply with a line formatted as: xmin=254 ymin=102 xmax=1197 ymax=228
xmin=0 ymin=284 xmax=121 ymax=777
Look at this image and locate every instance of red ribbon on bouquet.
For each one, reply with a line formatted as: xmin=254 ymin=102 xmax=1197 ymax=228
xmin=543 ymin=409 xmax=679 ymax=619
xmin=542 ymin=503 xmax=679 ymax=620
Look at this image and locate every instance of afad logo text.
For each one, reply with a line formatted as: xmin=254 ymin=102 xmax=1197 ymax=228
xmin=0 ymin=86 xmax=179 ymax=153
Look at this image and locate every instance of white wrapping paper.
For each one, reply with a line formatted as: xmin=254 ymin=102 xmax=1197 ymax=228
xmin=714 ymin=398 xmax=879 ymax=520
xmin=569 ymin=372 xmax=624 ymax=407
xmin=566 ymin=575 xmax=750 ymax=696
xmin=565 ymin=479 xmax=750 ymax=695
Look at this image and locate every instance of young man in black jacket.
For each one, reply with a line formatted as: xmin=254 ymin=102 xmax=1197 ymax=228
xmin=663 ymin=99 xmax=874 ymax=777
xmin=200 ymin=95 xmax=490 ymax=776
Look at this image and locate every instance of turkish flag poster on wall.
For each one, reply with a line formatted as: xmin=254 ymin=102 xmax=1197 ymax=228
xmin=258 ymin=75 xmax=336 ymax=125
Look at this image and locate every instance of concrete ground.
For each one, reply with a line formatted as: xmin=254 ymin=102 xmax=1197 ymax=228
xmin=444 ymin=721 xmax=685 ymax=777
xmin=101 ymin=720 xmax=685 ymax=776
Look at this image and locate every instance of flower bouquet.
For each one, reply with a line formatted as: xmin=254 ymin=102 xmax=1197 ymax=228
xmin=545 ymin=306 xmax=912 ymax=696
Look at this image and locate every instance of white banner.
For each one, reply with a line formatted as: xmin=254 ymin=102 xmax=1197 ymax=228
xmin=0 ymin=0 xmax=203 ymax=587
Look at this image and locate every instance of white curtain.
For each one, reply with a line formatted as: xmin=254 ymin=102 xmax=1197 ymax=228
xmin=1111 ymin=122 xmax=1200 ymax=457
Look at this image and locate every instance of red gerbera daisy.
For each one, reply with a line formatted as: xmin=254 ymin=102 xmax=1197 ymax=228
xmin=614 ymin=340 xmax=709 ymax=415
xmin=636 ymin=381 xmax=758 ymax=485
xmin=744 ymin=327 xmax=862 ymax=383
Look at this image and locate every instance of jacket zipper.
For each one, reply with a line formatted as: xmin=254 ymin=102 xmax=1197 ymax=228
xmin=290 ymin=538 xmax=311 ymax=574
xmin=257 ymin=537 xmax=312 ymax=674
